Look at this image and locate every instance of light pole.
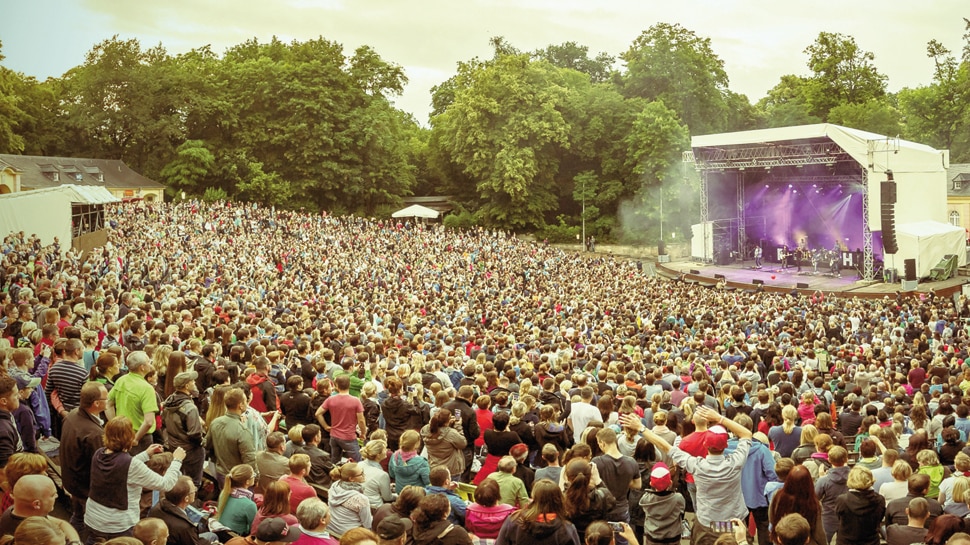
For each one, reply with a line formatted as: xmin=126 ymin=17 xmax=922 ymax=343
xmin=581 ymin=177 xmax=586 ymax=252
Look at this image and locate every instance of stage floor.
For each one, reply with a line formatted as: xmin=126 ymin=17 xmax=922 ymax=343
xmin=660 ymin=258 xmax=968 ymax=298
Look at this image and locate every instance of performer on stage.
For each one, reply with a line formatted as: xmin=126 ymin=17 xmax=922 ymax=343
xmin=796 ymin=238 xmax=808 ymax=273
xmin=831 ymin=241 xmax=842 ymax=277
xmin=754 ymin=244 xmax=763 ymax=269
xmin=782 ymin=245 xmax=792 ymax=269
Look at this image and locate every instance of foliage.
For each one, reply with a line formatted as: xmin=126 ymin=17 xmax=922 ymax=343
xmin=620 ymin=23 xmax=730 ymax=134
xmin=0 ymin=41 xmax=27 ymax=154
xmin=442 ymin=208 xmax=477 ymax=230
xmin=803 ymin=32 xmax=887 ymax=119
xmin=201 ymin=187 xmax=228 ymax=202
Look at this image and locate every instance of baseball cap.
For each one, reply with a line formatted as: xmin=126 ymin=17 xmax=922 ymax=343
xmin=255 ymin=518 xmax=301 ymax=543
xmin=173 ymin=370 xmax=199 ymax=390
xmin=14 ymin=376 xmax=40 ymax=390
xmin=377 ymin=517 xmax=409 ymax=540
xmin=650 ymin=461 xmax=672 ymax=491
xmin=704 ymin=425 xmax=730 ymax=451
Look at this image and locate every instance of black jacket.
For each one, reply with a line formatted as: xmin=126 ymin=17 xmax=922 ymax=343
xmin=59 ymin=408 xmax=104 ymax=499
xmin=835 ymin=489 xmax=885 ymax=545
xmin=148 ymin=499 xmax=210 ymax=545
xmin=539 ymin=390 xmax=571 ymax=423
xmin=381 ymin=395 xmax=420 ymax=448
xmin=494 ymin=514 xmax=581 ymax=545
xmin=443 ymin=397 xmax=479 ymax=451
xmin=0 ymin=410 xmax=22 ymax=467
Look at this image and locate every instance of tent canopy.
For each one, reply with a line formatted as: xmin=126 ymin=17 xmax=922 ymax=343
xmin=392 ymin=204 xmax=439 ymax=219
xmin=895 ymin=221 xmax=966 ymax=278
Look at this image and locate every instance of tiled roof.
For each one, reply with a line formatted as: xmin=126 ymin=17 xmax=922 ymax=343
xmin=947 ymin=164 xmax=970 ymax=197
xmin=0 ymin=155 xmax=165 ymax=190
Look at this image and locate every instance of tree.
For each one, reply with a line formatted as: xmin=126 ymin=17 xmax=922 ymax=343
xmin=618 ymin=100 xmax=691 ymax=243
xmin=0 ymin=41 xmax=27 ymax=154
xmin=160 ymin=140 xmax=215 ymax=193
xmin=802 ymin=32 xmax=888 ymax=119
xmin=620 ymin=23 xmax=730 ymax=134
xmin=534 ymin=41 xmax=614 ymax=83
xmin=898 ymin=28 xmax=970 ymax=159
xmin=429 ymin=54 xmax=571 ymax=229
xmin=827 ymin=98 xmax=902 ymax=136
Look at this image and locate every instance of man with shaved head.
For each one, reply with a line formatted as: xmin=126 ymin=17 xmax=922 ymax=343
xmin=107 ymin=350 xmax=158 ymax=454
xmin=0 ymin=474 xmax=80 ymax=542
xmin=133 ymin=518 xmax=169 ymax=545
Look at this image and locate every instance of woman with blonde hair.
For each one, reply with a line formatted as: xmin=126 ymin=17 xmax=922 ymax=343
xmin=0 ymin=453 xmax=48 ymax=512
xmin=216 ymin=464 xmax=257 ymax=536
xmin=151 ymin=344 xmax=173 ymax=395
xmin=879 ymin=460 xmax=913 ymax=503
xmin=768 ymin=405 xmax=802 ymax=458
xmin=943 ymin=476 xmax=970 ymax=517
xmin=389 ymin=430 xmax=430 ymax=491
xmin=204 ymin=384 xmax=230 ymax=431
xmin=791 ymin=425 xmax=819 ymax=465
xmin=327 ymin=463 xmax=373 ymax=538
xmin=10 ymin=516 xmax=67 ymax=545
xmin=360 ymin=440 xmax=394 ymax=509
xmin=834 ymin=466 xmax=885 ymax=545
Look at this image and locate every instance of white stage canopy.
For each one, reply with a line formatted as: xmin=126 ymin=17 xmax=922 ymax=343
xmin=392 ymin=204 xmax=440 ymax=219
xmin=0 ymin=185 xmax=120 ymax=252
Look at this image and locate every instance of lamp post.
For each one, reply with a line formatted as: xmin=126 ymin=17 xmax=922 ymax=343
xmin=582 ymin=178 xmax=586 ymax=252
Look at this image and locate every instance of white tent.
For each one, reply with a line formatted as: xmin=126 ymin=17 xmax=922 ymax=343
xmin=0 ymin=185 xmax=120 ymax=253
xmin=0 ymin=187 xmax=74 ymax=251
xmin=392 ymin=204 xmax=440 ymax=219
xmin=894 ymin=221 xmax=966 ymax=278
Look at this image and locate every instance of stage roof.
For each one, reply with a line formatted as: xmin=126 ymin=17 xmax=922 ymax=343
xmin=689 ymin=123 xmax=950 ymax=227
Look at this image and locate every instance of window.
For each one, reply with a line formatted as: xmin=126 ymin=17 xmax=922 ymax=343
xmin=950 ymin=210 xmax=961 ymax=227
xmin=957 ymin=180 xmax=963 ymax=191
xmin=74 ymin=173 xmax=83 ymax=182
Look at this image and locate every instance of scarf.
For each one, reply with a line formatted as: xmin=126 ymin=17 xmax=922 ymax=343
xmin=231 ymin=487 xmax=255 ymax=500
xmin=395 ymin=450 xmax=417 ymax=463
xmin=336 ymin=479 xmax=364 ymax=493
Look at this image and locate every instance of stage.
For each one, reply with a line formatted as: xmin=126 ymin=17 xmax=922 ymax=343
xmin=658 ymin=258 xmax=969 ymax=298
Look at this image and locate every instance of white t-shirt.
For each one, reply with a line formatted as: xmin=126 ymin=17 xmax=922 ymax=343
xmin=568 ymin=401 xmax=603 ymax=444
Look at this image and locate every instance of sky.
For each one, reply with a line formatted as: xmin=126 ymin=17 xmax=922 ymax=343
xmin=2 ymin=0 xmax=966 ymax=124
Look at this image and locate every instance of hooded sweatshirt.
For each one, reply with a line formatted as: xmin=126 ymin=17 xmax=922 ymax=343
xmin=412 ymin=518 xmax=471 ymax=545
xmin=815 ymin=465 xmax=850 ymax=534
xmin=162 ymin=391 xmax=203 ymax=450
xmin=834 ymin=488 xmax=885 ymax=545
xmin=389 ymin=450 xmax=430 ymax=492
xmin=327 ymin=480 xmax=373 ymax=537
xmin=919 ymin=464 xmax=946 ymax=499
xmin=494 ymin=515 xmax=581 ymax=545
xmin=640 ymin=489 xmax=686 ymax=543
xmin=465 ymin=503 xmax=516 ymax=539
xmin=246 ymin=373 xmax=277 ymax=412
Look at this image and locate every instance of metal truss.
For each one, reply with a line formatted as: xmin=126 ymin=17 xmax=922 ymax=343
xmin=683 ymin=142 xmax=851 ymax=170
xmin=861 ymin=168 xmax=874 ymax=281
xmin=737 ymin=172 xmax=745 ymax=257
xmin=700 ymin=171 xmax=710 ymax=261
xmin=759 ymin=175 xmax=861 ymax=186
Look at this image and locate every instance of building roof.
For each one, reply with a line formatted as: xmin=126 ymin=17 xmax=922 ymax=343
xmin=0 ymin=154 xmax=165 ymax=191
xmin=947 ymin=163 xmax=970 ymax=197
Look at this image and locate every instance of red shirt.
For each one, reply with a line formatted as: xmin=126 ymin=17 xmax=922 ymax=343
xmin=321 ymin=393 xmax=363 ymax=441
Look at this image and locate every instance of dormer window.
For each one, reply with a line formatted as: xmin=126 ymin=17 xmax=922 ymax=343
xmin=97 ymin=173 xmax=104 ymax=182
xmin=957 ymin=180 xmax=964 ymax=191
xmin=52 ymin=172 xmax=59 ymax=182
xmin=74 ymin=172 xmax=83 ymax=182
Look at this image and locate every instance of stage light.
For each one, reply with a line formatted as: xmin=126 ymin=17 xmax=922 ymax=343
xmin=765 ymin=184 xmax=769 ymax=188
xmin=812 ymin=184 xmax=817 ymax=188
xmin=788 ymin=184 xmax=793 ymax=188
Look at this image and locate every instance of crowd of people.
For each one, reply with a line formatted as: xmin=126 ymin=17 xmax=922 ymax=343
xmin=2 ymin=201 xmax=970 ymax=545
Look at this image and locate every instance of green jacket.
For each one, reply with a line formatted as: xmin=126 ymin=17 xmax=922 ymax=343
xmin=206 ymin=412 xmax=256 ymax=475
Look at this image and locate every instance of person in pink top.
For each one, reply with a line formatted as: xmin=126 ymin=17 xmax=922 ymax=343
xmin=291 ymin=498 xmax=338 ymax=545
xmin=316 ymin=375 xmax=366 ymax=462
xmin=251 ymin=481 xmax=299 ymax=535
xmin=465 ymin=478 xmax=515 ymax=540
xmin=797 ymin=391 xmax=819 ymax=426
xmin=280 ymin=453 xmax=317 ymax=515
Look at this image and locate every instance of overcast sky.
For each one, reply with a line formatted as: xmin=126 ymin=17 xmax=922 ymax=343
xmin=3 ymin=0 xmax=966 ymax=124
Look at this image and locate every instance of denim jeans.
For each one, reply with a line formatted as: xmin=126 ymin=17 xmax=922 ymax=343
xmin=330 ymin=436 xmax=361 ymax=462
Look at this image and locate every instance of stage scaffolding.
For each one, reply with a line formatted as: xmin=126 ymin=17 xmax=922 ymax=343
xmin=683 ymin=143 xmax=876 ymax=281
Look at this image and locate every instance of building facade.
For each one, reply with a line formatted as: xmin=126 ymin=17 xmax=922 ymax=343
xmin=0 ymin=155 xmax=165 ymax=202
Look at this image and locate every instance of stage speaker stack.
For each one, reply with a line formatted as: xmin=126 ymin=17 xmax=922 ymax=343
xmin=882 ymin=175 xmax=898 ymax=255
xmin=902 ymin=257 xmax=918 ymax=291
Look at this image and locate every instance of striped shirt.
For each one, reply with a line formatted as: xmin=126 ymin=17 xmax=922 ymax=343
xmin=45 ymin=360 xmax=88 ymax=411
